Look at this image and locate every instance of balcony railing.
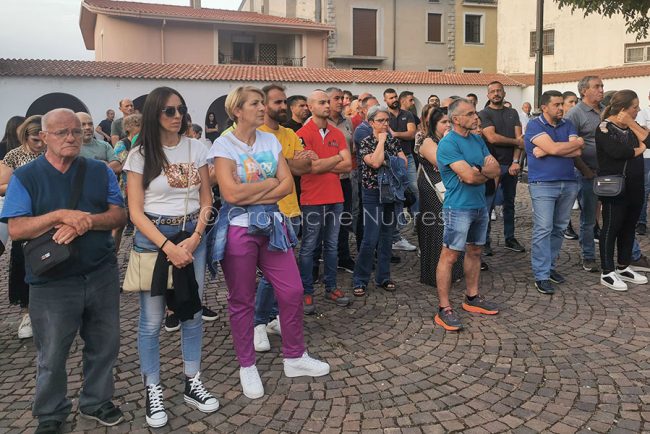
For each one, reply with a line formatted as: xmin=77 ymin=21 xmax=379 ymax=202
xmin=219 ymin=55 xmax=305 ymax=67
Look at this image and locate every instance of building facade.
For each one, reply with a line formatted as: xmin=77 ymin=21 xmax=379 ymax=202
xmin=80 ymin=0 xmax=333 ymax=67
xmin=497 ymin=0 xmax=650 ymax=74
xmin=240 ymin=0 xmax=498 ymax=72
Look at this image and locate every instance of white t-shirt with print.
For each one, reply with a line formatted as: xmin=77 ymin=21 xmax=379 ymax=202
xmin=123 ymin=136 xmax=207 ymax=216
xmin=209 ymin=130 xmax=282 ymax=227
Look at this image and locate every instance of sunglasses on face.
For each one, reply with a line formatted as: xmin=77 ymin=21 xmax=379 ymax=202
xmin=161 ymin=105 xmax=188 ymax=117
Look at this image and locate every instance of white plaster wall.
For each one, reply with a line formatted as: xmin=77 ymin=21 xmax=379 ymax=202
xmin=497 ymin=0 xmax=650 ymax=74
xmin=0 ymin=76 xmax=523 ymax=136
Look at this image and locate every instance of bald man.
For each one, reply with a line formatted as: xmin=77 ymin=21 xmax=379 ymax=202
xmin=76 ymin=112 xmax=121 ymax=174
xmin=297 ymin=90 xmax=353 ymax=314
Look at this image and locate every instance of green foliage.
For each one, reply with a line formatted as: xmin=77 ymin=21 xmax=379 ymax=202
xmin=555 ymin=0 xmax=650 ymax=39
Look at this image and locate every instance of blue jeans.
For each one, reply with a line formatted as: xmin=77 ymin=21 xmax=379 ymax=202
xmin=442 ymin=207 xmax=489 ymax=251
xmin=30 ymin=260 xmax=120 ymax=423
xmin=353 ymin=188 xmax=396 ymax=288
xmin=529 ymin=181 xmax=579 ymax=280
xmin=254 ymin=216 xmax=302 ymax=326
xmin=578 ymin=174 xmax=598 ymax=260
xmin=638 ymin=158 xmax=650 ymax=225
xmin=134 ymin=217 xmax=207 ymax=385
xmin=393 ymin=154 xmax=419 ymax=240
xmin=299 ymin=203 xmax=343 ymax=294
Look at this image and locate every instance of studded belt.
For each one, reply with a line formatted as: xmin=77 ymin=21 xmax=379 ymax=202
xmin=146 ymin=210 xmax=200 ymax=226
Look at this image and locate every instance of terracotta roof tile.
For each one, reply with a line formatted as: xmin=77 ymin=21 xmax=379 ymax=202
xmin=511 ymin=64 xmax=650 ymax=85
xmin=0 ymin=59 xmax=526 ymax=86
xmin=82 ymin=0 xmax=333 ymax=30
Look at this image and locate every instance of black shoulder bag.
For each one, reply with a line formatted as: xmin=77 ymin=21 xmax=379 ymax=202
xmin=593 ymin=161 xmax=626 ymax=197
xmin=23 ymin=158 xmax=87 ymax=277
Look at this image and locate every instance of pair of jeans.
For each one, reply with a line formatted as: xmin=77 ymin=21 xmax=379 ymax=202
xmin=30 ymin=260 xmax=120 ymax=423
xmin=135 ymin=218 xmax=207 ymax=386
xmin=338 ymin=178 xmax=353 ymax=262
xmin=637 ymin=158 xmax=650 ymax=225
xmin=352 ymin=188 xmax=396 ymax=288
xmin=529 ymin=181 xmax=579 ymax=281
xmin=254 ymin=216 xmax=302 ymax=327
xmin=221 ymin=226 xmax=305 ymax=367
xmin=299 ymin=203 xmax=343 ymax=293
xmin=578 ymin=174 xmax=598 ymax=261
xmin=393 ymin=154 xmax=420 ymax=241
xmin=600 ymin=193 xmax=643 ymax=273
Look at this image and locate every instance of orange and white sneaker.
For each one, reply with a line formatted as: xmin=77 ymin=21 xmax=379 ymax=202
xmin=434 ymin=306 xmax=463 ymax=331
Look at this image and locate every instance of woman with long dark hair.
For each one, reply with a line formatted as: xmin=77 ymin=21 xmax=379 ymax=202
xmin=209 ymin=85 xmax=329 ymax=400
xmin=595 ymin=89 xmax=649 ymax=291
xmin=204 ymin=111 xmax=219 ymax=143
xmin=415 ymin=108 xmax=464 ymax=286
xmin=123 ymin=86 xmax=218 ymax=427
xmin=0 ymin=115 xmax=44 ymax=339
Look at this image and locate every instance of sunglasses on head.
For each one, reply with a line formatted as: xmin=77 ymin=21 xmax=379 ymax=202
xmin=161 ymin=105 xmax=188 ymax=117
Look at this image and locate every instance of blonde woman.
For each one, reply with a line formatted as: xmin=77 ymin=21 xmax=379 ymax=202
xmin=209 ymin=85 xmax=329 ymax=400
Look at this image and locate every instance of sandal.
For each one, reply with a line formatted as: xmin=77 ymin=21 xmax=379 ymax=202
xmin=379 ymin=280 xmax=396 ymax=292
xmin=353 ymin=286 xmax=366 ymax=297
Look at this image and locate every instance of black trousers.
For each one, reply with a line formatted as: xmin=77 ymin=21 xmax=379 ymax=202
xmin=600 ymin=190 xmax=643 ymax=273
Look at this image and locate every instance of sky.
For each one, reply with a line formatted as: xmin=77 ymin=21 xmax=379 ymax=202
xmin=0 ymin=0 xmax=242 ymax=60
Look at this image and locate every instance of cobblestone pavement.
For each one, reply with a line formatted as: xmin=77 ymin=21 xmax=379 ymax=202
xmin=2 ymin=185 xmax=650 ymax=434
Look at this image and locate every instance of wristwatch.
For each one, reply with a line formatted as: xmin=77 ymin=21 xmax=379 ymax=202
xmin=474 ymin=164 xmax=483 ymax=173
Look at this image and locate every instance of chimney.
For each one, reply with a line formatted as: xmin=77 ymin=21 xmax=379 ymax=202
xmin=190 ymin=0 xmax=201 ymax=8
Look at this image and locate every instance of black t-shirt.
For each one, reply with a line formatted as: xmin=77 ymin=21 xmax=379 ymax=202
xmin=478 ymin=106 xmax=521 ymax=165
xmin=282 ymin=118 xmax=303 ymax=133
xmin=98 ymin=119 xmax=112 ymax=138
xmin=389 ymin=109 xmax=416 ymax=155
xmin=595 ymin=121 xmax=645 ymax=196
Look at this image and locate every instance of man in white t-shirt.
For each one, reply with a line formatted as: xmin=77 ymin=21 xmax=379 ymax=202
xmin=635 ymin=90 xmax=650 ymax=235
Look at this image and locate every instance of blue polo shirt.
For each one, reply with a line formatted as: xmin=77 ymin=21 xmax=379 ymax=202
xmin=525 ymin=115 xmax=578 ymax=182
xmin=437 ymin=130 xmax=491 ymax=209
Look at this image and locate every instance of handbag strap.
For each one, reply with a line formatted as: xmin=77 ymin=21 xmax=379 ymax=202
xmin=417 ymin=162 xmax=436 ymax=190
xmin=68 ymin=158 xmax=87 ymax=209
xmin=181 ymin=139 xmax=192 ymax=231
xmin=622 ymin=160 xmax=628 ymax=178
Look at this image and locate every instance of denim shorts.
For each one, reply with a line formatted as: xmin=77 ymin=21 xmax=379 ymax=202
xmin=442 ymin=207 xmax=489 ymax=251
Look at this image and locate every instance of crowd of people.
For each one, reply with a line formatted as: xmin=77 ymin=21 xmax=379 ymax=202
xmin=1 ymin=74 xmax=649 ymax=433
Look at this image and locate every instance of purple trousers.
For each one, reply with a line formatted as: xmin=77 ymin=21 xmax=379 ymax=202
xmin=220 ymin=226 xmax=305 ymax=367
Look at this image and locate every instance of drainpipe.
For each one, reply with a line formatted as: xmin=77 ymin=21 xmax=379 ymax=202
xmin=392 ymin=0 xmax=396 ymax=70
xmin=160 ymin=19 xmax=166 ymax=63
xmin=100 ymin=29 xmax=104 ymax=61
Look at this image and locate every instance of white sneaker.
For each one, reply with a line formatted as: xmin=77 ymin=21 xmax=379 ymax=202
xmin=392 ymin=238 xmax=417 ymax=252
xmin=18 ymin=314 xmax=32 ymax=339
xmin=490 ymin=210 xmax=497 ymax=221
xmin=284 ymin=352 xmax=330 ymax=378
xmin=600 ymin=271 xmax=628 ymax=291
xmin=254 ymin=324 xmax=270 ymax=352
xmin=266 ymin=317 xmax=281 ymax=335
xmin=239 ymin=365 xmax=264 ymax=399
xmin=615 ymin=266 xmax=648 ymax=284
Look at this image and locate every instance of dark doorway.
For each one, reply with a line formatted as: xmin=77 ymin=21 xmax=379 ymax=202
xmin=205 ymin=95 xmax=229 ymax=136
xmin=133 ymin=94 xmax=148 ymax=113
xmin=26 ymin=93 xmax=89 ymax=116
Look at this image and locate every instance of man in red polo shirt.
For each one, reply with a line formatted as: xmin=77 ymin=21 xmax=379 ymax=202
xmin=297 ymin=90 xmax=353 ymax=315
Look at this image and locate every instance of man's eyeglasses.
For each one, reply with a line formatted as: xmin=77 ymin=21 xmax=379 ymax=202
xmin=161 ymin=105 xmax=188 ymax=117
xmin=43 ymin=128 xmax=83 ymax=139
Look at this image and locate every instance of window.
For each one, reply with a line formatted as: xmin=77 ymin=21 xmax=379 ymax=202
xmin=353 ymin=8 xmax=377 ymax=56
xmin=427 ymin=13 xmax=442 ymax=42
xmin=428 ymin=0 xmax=440 ymax=2
xmin=625 ymin=43 xmax=650 ymax=63
xmin=428 ymin=68 xmax=443 ymax=72
xmin=462 ymin=68 xmax=482 ymax=73
xmin=464 ymin=14 xmax=483 ymax=44
xmin=529 ymin=29 xmax=555 ymax=57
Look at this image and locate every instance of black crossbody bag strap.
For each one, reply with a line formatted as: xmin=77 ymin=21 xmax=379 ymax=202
xmin=67 ymin=158 xmax=87 ymax=209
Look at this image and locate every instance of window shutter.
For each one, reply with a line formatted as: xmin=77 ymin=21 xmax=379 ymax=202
xmin=427 ymin=13 xmax=442 ymax=42
xmin=353 ymin=8 xmax=377 ymax=56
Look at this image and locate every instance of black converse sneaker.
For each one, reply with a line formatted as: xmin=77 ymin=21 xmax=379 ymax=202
xmin=184 ymin=372 xmax=219 ymax=413
xmin=145 ymin=384 xmax=168 ymax=428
